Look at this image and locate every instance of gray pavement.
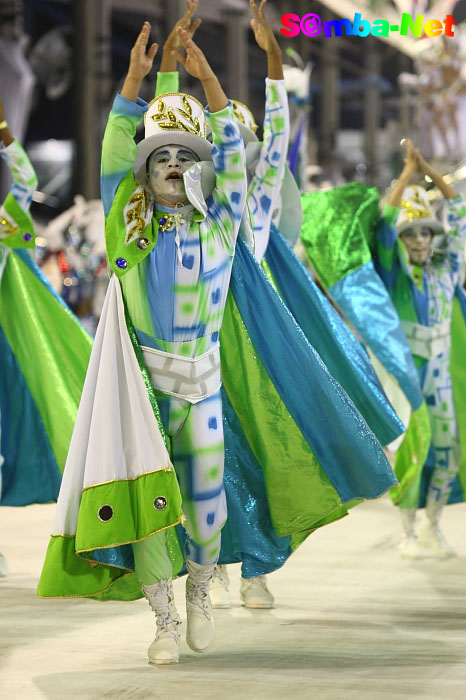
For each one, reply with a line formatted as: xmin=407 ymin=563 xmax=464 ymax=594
xmin=1 ymin=498 xmax=466 ymax=699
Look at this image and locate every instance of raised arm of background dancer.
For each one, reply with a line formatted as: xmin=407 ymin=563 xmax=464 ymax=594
xmin=101 ymin=22 xmax=158 ymax=216
xmin=386 ymin=139 xmax=418 ymax=208
xmin=0 ymin=99 xmax=38 ymax=213
xmin=250 ymin=0 xmax=284 ymax=80
xmin=173 ymin=28 xmax=227 ymax=113
xmin=416 ymin=151 xmax=457 ymax=200
xmin=416 ymin=151 xmax=466 ymax=276
xmin=174 ymin=29 xmax=247 ymax=230
xmin=375 ymin=140 xmax=418 ymax=283
xmin=159 ymin=0 xmax=200 ymax=74
xmin=155 ymin=0 xmax=201 ymax=98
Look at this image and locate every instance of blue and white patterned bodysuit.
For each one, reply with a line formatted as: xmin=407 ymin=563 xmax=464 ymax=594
xmin=101 ymin=95 xmax=247 ymax=575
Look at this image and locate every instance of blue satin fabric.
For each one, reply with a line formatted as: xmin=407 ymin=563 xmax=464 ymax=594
xmin=265 ymin=226 xmax=404 ymax=446
xmin=219 ymin=387 xmax=292 ymax=577
xmin=88 ymin=238 xmax=398 ymax=576
xmin=330 ymin=261 xmax=424 ymax=410
xmin=230 ymin=238 xmax=397 ymax=502
xmin=90 ymin=544 xmax=134 ymax=570
xmin=0 ymin=327 xmax=61 ymax=506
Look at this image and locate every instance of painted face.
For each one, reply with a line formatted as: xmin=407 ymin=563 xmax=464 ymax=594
xmin=400 ymin=225 xmax=433 ymax=264
xmin=147 ymin=145 xmax=199 ymax=206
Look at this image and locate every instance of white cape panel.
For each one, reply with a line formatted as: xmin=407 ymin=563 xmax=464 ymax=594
xmin=53 ymin=274 xmax=172 ymax=535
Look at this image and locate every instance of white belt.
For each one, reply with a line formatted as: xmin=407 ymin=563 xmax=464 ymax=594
xmin=401 ymin=319 xmax=451 ymax=360
xmin=141 ymin=344 xmax=221 ymax=404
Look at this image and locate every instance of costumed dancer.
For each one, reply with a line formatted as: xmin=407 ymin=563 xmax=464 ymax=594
xmin=38 ymin=22 xmax=398 ymax=667
xmin=299 ymin=145 xmax=466 ymax=560
xmin=376 ymin=139 xmax=466 ymax=558
xmin=104 ymin=25 xmax=246 ymax=663
xmin=0 ymin=95 xmax=92 ymax=573
xmin=37 ymin=195 xmax=108 ymax=334
xmin=154 ymin=0 xmax=405 ymax=612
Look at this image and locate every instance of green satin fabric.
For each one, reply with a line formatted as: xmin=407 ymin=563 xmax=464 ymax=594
xmin=0 ymin=252 xmax=92 ymax=471
xmin=220 ymin=291 xmax=347 ymax=537
xmin=300 ymin=183 xmax=379 ymax=287
xmin=390 ymin=402 xmax=431 ymax=506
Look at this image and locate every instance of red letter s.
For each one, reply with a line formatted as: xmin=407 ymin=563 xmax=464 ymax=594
xmin=280 ymin=13 xmax=301 ymax=37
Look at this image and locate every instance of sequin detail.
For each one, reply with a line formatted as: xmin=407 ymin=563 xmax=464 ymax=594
xmin=153 ymin=496 xmax=167 ymax=510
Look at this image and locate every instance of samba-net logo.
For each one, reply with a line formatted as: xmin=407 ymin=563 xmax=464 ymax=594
xmin=280 ymin=12 xmax=456 ymax=38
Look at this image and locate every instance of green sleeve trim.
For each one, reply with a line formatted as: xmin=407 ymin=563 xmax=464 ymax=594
xmin=1 ymin=193 xmax=35 ymax=248
xmin=0 ymin=252 xmax=91 ymax=471
xmin=37 ymin=535 xmax=141 ymax=600
xmin=37 ymin=469 xmax=185 ymax=600
xmin=75 ymin=469 xmax=182 ymax=552
xmin=155 ymin=71 xmax=180 ymax=97
xmin=382 ymin=203 xmax=399 ymax=229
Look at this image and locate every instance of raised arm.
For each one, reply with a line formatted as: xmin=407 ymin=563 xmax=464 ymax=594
xmin=159 ymin=0 xmax=201 ymax=74
xmin=155 ymin=1 xmax=201 ymax=96
xmin=415 ymin=150 xmax=465 ymax=277
xmin=0 ymin=98 xmax=37 ymax=247
xmin=101 ymin=22 xmax=158 ymax=217
xmin=250 ymin=0 xmax=283 ymax=81
xmin=0 ymin=98 xmax=38 ymax=213
xmin=174 ymin=30 xmax=247 ymax=229
xmin=376 ymin=139 xmax=418 ymax=282
xmin=247 ymin=0 xmax=289 ymax=260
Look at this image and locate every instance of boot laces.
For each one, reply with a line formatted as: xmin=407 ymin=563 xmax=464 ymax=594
xmin=144 ymin=581 xmax=181 ymax=641
xmin=187 ymin=578 xmax=211 ymax=617
xmin=155 ymin=608 xmax=180 ymax=642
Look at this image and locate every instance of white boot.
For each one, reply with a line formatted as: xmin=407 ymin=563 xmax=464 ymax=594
xmin=0 ymin=551 xmax=9 ymax=577
xmin=398 ymin=508 xmax=422 ymax=559
xmin=185 ymin=560 xmax=215 ymax=653
xmin=210 ymin=565 xmax=231 ymax=609
xmin=142 ymin=580 xmax=181 ymax=665
xmin=240 ymin=575 xmax=274 ymax=609
xmin=417 ymin=499 xmax=457 ymax=559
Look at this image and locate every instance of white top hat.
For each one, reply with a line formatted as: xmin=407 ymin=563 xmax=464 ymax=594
xmin=134 ymin=92 xmax=213 ymax=187
xmin=397 ymin=185 xmax=444 ymax=235
xmin=231 ymin=99 xmax=259 ymax=144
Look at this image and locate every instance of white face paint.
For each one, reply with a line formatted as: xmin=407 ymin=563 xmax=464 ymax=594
xmin=400 ymin=225 xmax=433 ymax=265
xmin=147 ymin=145 xmax=199 ymax=207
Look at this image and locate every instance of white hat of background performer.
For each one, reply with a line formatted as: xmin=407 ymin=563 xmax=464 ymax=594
xmin=397 ymin=185 xmax=444 ymax=235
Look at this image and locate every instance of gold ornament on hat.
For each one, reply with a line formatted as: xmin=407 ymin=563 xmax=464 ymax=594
xmin=151 ymin=94 xmax=202 ymax=136
xmin=400 ymin=187 xmax=431 ymax=222
xmin=232 ymin=99 xmax=258 ymax=133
